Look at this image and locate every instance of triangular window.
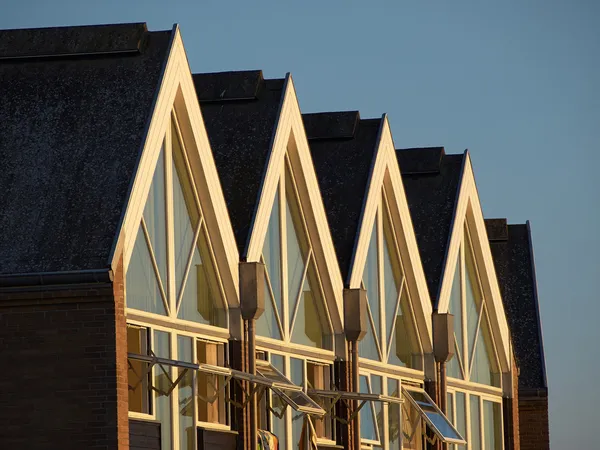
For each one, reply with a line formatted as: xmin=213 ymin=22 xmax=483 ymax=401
xmin=126 ymin=117 xmax=226 ymax=328
xmin=257 ymin=160 xmax=332 ymax=349
xmin=446 ymin=225 xmax=500 ymax=386
xmin=359 ymin=191 xmax=421 ymax=368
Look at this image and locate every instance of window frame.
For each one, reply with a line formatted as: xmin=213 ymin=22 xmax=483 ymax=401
xmin=446 ymin=386 xmax=504 ymax=450
xmin=124 ymin=111 xmax=230 ymax=332
xmin=358 ymin=188 xmax=424 ymax=372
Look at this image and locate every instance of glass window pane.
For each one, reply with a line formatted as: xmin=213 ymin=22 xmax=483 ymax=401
xmin=127 ymin=326 xmax=150 ymax=414
xmin=382 ymin=216 xmax=401 ymax=352
xmin=197 ymin=341 xmax=226 ymax=424
xmin=286 ymin=198 xmax=306 ymax=319
xmin=447 ymin=393 xmax=455 ymax=450
xmin=263 ymin=188 xmax=283 ymax=321
xmin=290 ymin=358 xmax=304 ymax=447
xmin=387 ymin=379 xmax=401 ymax=450
xmin=154 ymin=331 xmax=172 ymax=450
xmin=465 ymin=240 xmax=482 ymax=366
xmin=360 ymin=219 xmax=380 ymax=360
xmin=177 ymin=336 xmax=194 ymax=450
xmin=290 ymin=260 xmax=331 ymax=349
xmin=447 ymin=260 xmax=463 ymax=378
xmin=177 ymin=226 xmax=226 ymax=327
xmin=389 ymin=287 xmax=418 ymax=368
xmin=359 ymin=375 xmax=378 ymax=442
xmin=471 ymin=310 xmax=500 ymax=387
xmin=126 ymin=224 xmax=166 ymax=315
xmin=143 ymin=148 xmax=168 ymax=291
xmin=455 ymin=392 xmax=467 ymax=450
xmin=172 ymin=127 xmax=200 ymax=302
xmin=483 ymin=401 xmax=502 ymax=450
xmin=257 ymin=273 xmax=282 ymax=339
xmin=270 ymin=354 xmax=287 ymax=443
xmin=404 ymin=390 xmax=463 ymax=442
xmin=469 ymin=395 xmax=481 ymax=450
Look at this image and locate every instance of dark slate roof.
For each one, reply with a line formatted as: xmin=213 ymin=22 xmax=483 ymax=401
xmin=486 ymin=219 xmax=547 ymax=392
xmin=397 ymin=147 xmax=465 ymax=307
xmin=193 ymin=70 xmax=285 ymax=256
xmin=0 ymin=23 xmax=173 ymax=276
xmin=303 ymin=112 xmax=382 ymax=284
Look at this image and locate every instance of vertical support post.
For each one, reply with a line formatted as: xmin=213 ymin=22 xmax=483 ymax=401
xmin=240 ymin=262 xmax=265 ymax=450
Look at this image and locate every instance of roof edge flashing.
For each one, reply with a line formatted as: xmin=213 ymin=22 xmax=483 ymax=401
xmin=0 ymin=268 xmax=113 ymax=289
xmin=0 ymin=22 xmax=149 ymax=61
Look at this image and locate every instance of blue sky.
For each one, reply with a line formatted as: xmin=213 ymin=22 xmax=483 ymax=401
xmin=1 ymin=0 xmax=598 ymax=447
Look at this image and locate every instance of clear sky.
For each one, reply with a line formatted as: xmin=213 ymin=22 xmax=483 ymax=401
xmin=1 ymin=0 xmax=598 ymax=447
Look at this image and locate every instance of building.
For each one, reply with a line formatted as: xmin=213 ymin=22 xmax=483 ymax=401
xmin=0 ymin=22 xmax=549 ymax=450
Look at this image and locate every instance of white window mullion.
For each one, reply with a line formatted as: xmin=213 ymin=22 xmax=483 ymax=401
xmin=289 ymin=248 xmax=312 ymax=335
xmin=377 ymin=200 xmax=385 ymax=361
xmin=460 ymin=241 xmax=469 ymax=381
xmin=175 ymin=218 xmax=203 ymax=314
xmin=165 ymin=122 xmax=176 ymax=316
xmin=170 ymin=332 xmax=180 ymax=450
xmin=280 ymin=178 xmax=289 ymax=341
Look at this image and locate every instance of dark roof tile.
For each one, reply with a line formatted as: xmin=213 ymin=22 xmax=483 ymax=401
xmin=397 ymin=148 xmax=465 ymax=306
xmin=304 ymin=112 xmax=382 ymax=283
xmin=487 ymin=221 xmax=547 ymax=391
xmin=0 ymin=23 xmax=172 ymax=275
xmin=194 ymin=71 xmax=285 ymax=255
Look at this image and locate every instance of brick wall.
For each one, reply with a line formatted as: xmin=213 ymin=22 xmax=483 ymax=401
xmin=518 ymin=393 xmax=549 ymax=450
xmin=0 ymin=278 xmax=120 ymax=449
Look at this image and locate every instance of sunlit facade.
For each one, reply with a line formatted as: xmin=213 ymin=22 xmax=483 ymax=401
xmin=0 ymin=22 xmax=548 ymax=450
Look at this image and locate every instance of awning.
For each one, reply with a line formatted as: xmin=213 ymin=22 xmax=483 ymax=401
xmin=402 ymin=386 xmax=466 ymax=445
xmin=127 ymin=352 xmax=325 ymax=416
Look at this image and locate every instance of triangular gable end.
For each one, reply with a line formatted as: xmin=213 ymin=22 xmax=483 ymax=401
xmin=113 ymin=26 xmax=240 ymax=316
xmin=437 ymin=152 xmax=511 ymax=374
xmin=348 ymin=117 xmax=433 ymax=357
xmin=245 ymin=75 xmax=345 ymax=345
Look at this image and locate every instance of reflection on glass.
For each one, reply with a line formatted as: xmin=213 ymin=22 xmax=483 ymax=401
xmin=359 ymin=375 xmax=378 ymax=442
xmin=178 ymin=336 xmax=194 ymax=450
xmin=470 ymin=395 xmax=481 ymax=450
xmin=447 ymin=260 xmax=462 ymax=378
xmin=154 ymin=331 xmax=171 ymax=450
xmin=447 ymin=392 xmax=455 ymax=450
xmin=471 ymin=311 xmax=500 ymax=387
xmin=177 ymin=227 xmax=225 ymax=327
xmin=257 ymin=274 xmax=282 ymax=339
xmin=404 ymin=390 xmax=463 ymax=441
xmin=389 ymin=288 xmax=417 ymax=368
xmin=127 ymin=326 xmax=150 ymax=414
xmin=360 ymin=220 xmax=380 ymax=360
xmin=143 ymin=148 xmax=168 ymax=291
xmin=465 ymin=242 xmax=481 ymax=365
xmin=286 ymin=199 xmax=305 ymax=318
xmin=172 ymin=134 xmax=200 ymax=303
xmin=197 ymin=340 xmax=226 ymax=424
xmin=270 ymin=355 xmax=287 ymax=444
xmin=126 ymin=225 xmax=166 ymax=314
xmin=290 ymin=358 xmax=304 ymax=448
xmin=455 ymin=392 xmax=467 ymax=450
xmin=483 ymin=401 xmax=502 ymax=450
xmin=291 ymin=260 xmax=330 ymax=349
xmin=387 ymin=379 xmax=401 ymax=450
xmin=383 ymin=223 xmax=401 ymax=352
xmin=263 ymin=189 xmax=283 ymax=320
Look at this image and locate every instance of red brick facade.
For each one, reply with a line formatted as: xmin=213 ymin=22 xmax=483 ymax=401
xmin=0 ymin=280 xmax=121 ymax=449
xmin=518 ymin=394 xmax=550 ymax=450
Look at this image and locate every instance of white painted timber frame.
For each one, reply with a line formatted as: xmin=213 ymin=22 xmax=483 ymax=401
xmin=348 ymin=116 xmax=433 ymax=354
xmin=245 ymin=74 xmax=344 ymax=339
xmin=111 ymin=25 xmax=239 ymax=308
xmin=437 ymin=152 xmax=511 ymax=372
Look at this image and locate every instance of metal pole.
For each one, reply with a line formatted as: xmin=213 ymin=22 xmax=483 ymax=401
xmin=248 ymin=318 xmax=257 ymax=450
xmin=351 ymin=340 xmax=360 ymax=450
